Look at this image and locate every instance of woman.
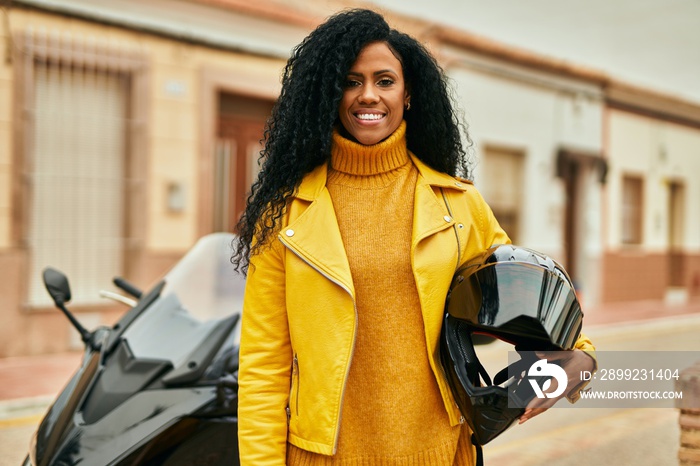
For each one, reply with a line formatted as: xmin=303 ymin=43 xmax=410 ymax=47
xmin=233 ymin=9 xmax=595 ymax=465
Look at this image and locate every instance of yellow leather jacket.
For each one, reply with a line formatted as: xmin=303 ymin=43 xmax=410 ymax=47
xmin=237 ymin=155 xmax=594 ymax=464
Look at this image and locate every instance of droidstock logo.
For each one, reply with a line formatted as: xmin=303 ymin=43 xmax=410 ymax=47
xmin=528 ymin=359 xmax=568 ymax=399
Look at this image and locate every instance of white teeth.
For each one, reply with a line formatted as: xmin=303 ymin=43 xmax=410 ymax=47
xmin=356 ymin=113 xmax=384 ymax=120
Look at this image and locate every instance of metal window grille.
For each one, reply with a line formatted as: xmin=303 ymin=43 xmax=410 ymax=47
xmin=22 ymin=34 xmax=132 ymax=307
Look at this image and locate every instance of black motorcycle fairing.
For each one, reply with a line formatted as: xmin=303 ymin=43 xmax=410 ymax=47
xmin=162 ymin=313 xmax=239 ymax=386
xmin=28 ymin=233 xmax=246 ymax=466
xmin=49 ymin=388 xmax=218 ymax=465
xmin=77 ymin=312 xmax=240 ymax=425
xmin=31 ymin=339 xmax=241 ymax=466
xmin=120 ymin=416 xmax=238 ymax=465
xmin=81 ymin=340 xmax=173 ymax=423
xmin=34 ymin=350 xmax=100 ymax=466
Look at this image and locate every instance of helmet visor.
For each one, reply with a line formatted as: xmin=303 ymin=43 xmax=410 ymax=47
xmin=447 ymin=262 xmax=582 ymax=349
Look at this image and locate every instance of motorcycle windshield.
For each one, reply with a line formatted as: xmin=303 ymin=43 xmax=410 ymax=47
xmin=120 ymin=233 xmax=245 ymax=369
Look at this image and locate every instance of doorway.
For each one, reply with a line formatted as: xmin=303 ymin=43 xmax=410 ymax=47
xmin=213 ymin=93 xmax=274 ymax=232
xmin=667 ymin=180 xmax=685 ymax=287
xmin=557 ymin=147 xmax=607 ymax=301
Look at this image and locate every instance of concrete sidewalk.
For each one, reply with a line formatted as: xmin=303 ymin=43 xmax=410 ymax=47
xmin=0 ymin=351 xmax=81 ymax=421
xmin=583 ymin=296 xmax=700 ymax=326
xmin=0 ymin=297 xmax=699 ymax=420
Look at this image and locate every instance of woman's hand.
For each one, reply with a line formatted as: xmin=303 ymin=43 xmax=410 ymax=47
xmin=519 ymin=349 xmax=596 ymax=424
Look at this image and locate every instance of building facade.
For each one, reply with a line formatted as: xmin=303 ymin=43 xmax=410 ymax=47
xmin=602 ymin=88 xmax=700 ymax=303
xmin=1 ymin=0 xmax=699 ymax=357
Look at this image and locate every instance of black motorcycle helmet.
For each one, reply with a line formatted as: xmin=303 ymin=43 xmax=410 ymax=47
xmin=440 ymin=244 xmax=583 ymax=445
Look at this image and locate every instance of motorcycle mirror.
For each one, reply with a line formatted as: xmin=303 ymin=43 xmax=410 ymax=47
xmin=43 ymin=267 xmax=72 ymax=305
xmin=42 ymin=267 xmax=94 ymax=347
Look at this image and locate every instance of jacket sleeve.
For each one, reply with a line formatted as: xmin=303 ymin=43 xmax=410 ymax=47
xmin=566 ymin=333 xmax=597 ymax=402
xmin=473 ymin=185 xmax=511 ymax=248
xmin=238 ymin=238 xmax=292 ymax=465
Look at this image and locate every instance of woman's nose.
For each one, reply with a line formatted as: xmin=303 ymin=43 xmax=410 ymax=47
xmin=358 ymin=84 xmax=379 ymax=104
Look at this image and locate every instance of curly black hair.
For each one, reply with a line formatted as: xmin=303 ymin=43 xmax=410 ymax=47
xmin=231 ymin=8 xmax=472 ymax=272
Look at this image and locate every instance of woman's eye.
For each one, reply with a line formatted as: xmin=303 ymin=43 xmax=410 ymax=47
xmin=377 ymin=78 xmax=395 ymax=87
xmin=344 ymin=79 xmax=361 ymax=88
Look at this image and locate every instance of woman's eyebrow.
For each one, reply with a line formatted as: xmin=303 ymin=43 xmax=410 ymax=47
xmin=347 ymin=69 xmax=398 ymax=76
xmin=373 ymin=69 xmax=397 ymax=76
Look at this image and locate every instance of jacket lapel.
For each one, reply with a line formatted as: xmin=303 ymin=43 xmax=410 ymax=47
xmin=280 ymin=156 xmax=468 ymax=301
xmin=410 ymin=154 xmax=467 ymax=244
xmin=280 ymin=164 xmax=355 ymax=297
xmin=412 ymin=182 xmax=454 ymax=244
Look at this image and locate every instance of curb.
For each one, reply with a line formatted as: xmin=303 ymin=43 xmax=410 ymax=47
xmin=585 ymin=313 xmax=700 ymax=339
xmin=0 ymin=395 xmax=54 ymax=421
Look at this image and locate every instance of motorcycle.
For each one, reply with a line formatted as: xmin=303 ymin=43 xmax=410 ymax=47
xmin=23 ymin=233 xmax=244 ymax=465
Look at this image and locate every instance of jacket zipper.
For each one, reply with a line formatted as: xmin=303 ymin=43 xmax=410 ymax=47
xmin=441 ymin=189 xmax=462 ymax=269
xmin=279 ymin=236 xmax=358 ymax=454
xmin=432 ymin=189 xmax=467 ymax=425
xmin=292 ymin=353 xmax=300 ymax=416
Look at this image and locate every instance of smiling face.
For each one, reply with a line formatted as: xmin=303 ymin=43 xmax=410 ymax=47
xmin=338 ymin=41 xmax=410 ymax=146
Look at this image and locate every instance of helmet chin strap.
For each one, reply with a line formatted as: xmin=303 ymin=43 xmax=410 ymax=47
xmin=470 ymin=433 xmax=483 ymax=466
xmin=466 ymin=353 xmax=543 ymax=466
xmin=443 ymin=316 xmax=556 ymax=447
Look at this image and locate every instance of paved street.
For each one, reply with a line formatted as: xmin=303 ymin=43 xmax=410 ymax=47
xmin=1 ymin=312 xmax=699 ymax=465
xmin=0 ymin=352 xmax=80 ymax=466
xmin=0 ymin=417 xmax=36 ymax=466
xmin=480 ymin=313 xmax=700 ymax=465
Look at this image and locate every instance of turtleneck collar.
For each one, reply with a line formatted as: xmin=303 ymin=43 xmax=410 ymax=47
xmin=330 ymin=120 xmax=409 ymax=179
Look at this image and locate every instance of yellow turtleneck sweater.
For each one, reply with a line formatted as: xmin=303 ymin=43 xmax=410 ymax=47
xmin=287 ymin=122 xmax=475 ymax=465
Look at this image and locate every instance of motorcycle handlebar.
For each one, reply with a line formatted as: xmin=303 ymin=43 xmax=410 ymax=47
xmin=113 ymin=277 xmax=143 ymax=299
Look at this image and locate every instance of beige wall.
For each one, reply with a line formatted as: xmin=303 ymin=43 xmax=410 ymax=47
xmin=0 ymin=8 xmax=287 ymax=252
xmin=146 ymin=37 xmax=283 ymax=251
xmin=0 ymin=7 xmax=287 ymax=356
xmin=3 ymin=1 xmax=700 ymax=354
xmin=0 ymin=14 xmax=12 ymax=249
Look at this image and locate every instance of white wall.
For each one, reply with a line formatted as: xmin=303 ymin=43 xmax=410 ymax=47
xmin=607 ymin=110 xmax=700 ymax=252
xmin=445 ymin=52 xmax=604 ymax=255
xmin=442 ymin=49 xmax=606 ymax=303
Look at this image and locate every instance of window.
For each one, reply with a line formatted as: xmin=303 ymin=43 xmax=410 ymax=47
xmin=480 ymin=147 xmax=525 ymax=243
xmin=621 ymin=175 xmax=643 ymax=245
xmin=13 ymin=32 xmax=147 ymax=307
